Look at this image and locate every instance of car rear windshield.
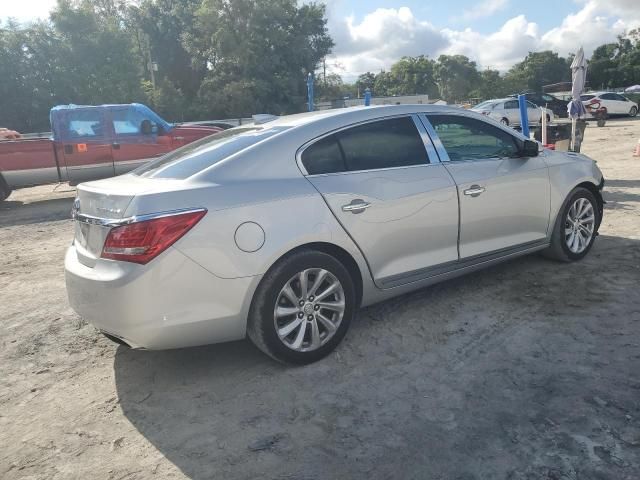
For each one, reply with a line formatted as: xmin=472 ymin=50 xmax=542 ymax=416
xmin=474 ymin=101 xmax=498 ymax=110
xmin=133 ymin=126 xmax=287 ymax=179
xmin=580 ymin=94 xmax=596 ymax=101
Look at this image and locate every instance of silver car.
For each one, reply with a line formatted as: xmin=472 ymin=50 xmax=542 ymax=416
xmin=472 ymin=98 xmax=554 ymax=126
xmin=65 ymin=105 xmax=604 ymax=364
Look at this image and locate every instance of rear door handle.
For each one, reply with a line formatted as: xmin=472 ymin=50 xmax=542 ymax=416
xmin=463 ymin=185 xmax=485 ymax=197
xmin=342 ymin=199 xmax=371 ymax=213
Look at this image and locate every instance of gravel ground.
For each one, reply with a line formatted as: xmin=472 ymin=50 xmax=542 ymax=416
xmin=1 ymin=118 xmax=639 ymax=480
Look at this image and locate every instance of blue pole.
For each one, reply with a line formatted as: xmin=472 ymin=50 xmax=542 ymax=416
xmin=517 ymin=94 xmax=529 ymax=138
xmin=364 ymin=88 xmax=371 ymax=106
xmin=307 ymin=73 xmax=314 ymax=112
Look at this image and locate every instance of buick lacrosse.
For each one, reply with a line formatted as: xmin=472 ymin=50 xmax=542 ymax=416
xmin=65 ymin=105 xmax=604 ymax=363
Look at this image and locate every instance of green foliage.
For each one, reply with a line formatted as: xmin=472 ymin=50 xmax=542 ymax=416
xmin=504 ymin=51 xmax=571 ymax=92
xmin=434 ymin=55 xmax=480 ymax=102
xmin=2 ymin=1 xmax=640 ymax=133
xmin=589 ymin=30 xmax=640 ymax=90
xmin=0 ymin=0 xmax=332 ymax=130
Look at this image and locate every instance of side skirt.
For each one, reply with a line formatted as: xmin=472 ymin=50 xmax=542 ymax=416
xmin=361 ymin=240 xmax=549 ymax=307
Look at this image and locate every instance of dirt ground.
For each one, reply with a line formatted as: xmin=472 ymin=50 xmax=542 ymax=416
xmin=1 ymin=118 xmax=639 ymax=480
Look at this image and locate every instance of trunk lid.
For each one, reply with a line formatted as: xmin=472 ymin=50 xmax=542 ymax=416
xmin=72 ymin=174 xmax=190 ymax=266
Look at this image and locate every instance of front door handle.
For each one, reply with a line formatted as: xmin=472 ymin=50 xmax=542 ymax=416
xmin=463 ymin=185 xmax=485 ymax=197
xmin=342 ymin=199 xmax=371 ymax=213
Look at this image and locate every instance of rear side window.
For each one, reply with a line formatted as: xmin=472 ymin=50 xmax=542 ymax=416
xmin=581 ymin=94 xmax=595 ymax=101
xmin=504 ymin=100 xmax=518 ymax=109
xmin=66 ymin=110 xmax=106 ymax=139
xmin=338 ymin=117 xmax=429 ymax=171
xmin=427 ymin=114 xmax=519 ymax=161
xmin=301 ymin=116 xmax=429 ymax=175
xmin=301 ymin=135 xmax=345 ymax=175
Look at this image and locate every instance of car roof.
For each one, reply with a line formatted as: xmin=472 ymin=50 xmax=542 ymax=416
xmin=261 ymin=104 xmax=462 ymax=129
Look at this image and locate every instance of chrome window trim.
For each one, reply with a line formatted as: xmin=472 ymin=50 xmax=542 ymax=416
xmin=72 ymin=207 xmax=207 ymax=228
xmin=296 ymin=113 xmax=435 ymax=177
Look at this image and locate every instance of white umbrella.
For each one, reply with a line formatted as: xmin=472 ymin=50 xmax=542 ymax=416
xmin=568 ymin=47 xmax=587 ymax=150
xmin=625 ymin=85 xmax=640 ymax=93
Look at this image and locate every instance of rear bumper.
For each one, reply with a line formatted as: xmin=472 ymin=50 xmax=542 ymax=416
xmin=64 ymin=245 xmax=261 ymax=349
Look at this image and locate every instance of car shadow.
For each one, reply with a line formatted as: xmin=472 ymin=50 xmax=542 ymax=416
xmin=0 ymin=196 xmax=74 ymax=227
xmin=113 ymin=234 xmax=640 ymax=479
xmin=603 ymin=180 xmax=640 ymax=207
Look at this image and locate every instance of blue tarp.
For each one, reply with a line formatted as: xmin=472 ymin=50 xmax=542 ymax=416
xmin=50 ymin=103 xmax=173 ymax=142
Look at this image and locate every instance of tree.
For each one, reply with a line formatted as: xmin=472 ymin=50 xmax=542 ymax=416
xmin=186 ymin=0 xmax=333 ymax=117
xmin=389 ymin=55 xmax=438 ymax=96
xmin=355 ymin=72 xmax=375 ymax=96
xmin=505 ymin=51 xmax=570 ymax=92
xmin=434 ymin=55 xmax=479 ymax=102
xmin=470 ymin=69 xmax=509 ymax=100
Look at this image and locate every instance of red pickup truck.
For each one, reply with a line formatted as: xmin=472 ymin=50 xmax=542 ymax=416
xmin=0 ymin=103 xmax=222 ymax=201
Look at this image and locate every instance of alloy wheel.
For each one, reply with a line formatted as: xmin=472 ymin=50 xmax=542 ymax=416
xmin=564 ymin=198 xmax=595 ymax=254
xmin=273 ymin=268 xmax=345 ymax=352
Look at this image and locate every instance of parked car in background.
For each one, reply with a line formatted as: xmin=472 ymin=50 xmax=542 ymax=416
xmin=471 ymin=98 xmax=554 ymax=126
xmin=0 ymin=103 xmax=222 ymax=201
xmin=581 ymin=92 xmax=638 ymax=117
xmin=65 ymin=105 xmax=604 ymax=364
xmin=510 ymin=92 xmax=569 ymax=118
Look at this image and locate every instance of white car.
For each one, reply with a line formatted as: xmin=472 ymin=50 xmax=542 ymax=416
xmin=581 ymin=92 xmax=638 ymax=117
xmin=471 ymin=98 xmax=553 ymax=127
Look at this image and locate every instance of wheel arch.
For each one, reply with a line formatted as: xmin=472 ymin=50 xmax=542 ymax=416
xmin=552 ymin=181 xmax=604 ymax=235
xmin=267 ymin=241 xmax=364 ymax=308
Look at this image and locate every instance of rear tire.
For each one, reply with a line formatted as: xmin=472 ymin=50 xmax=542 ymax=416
xmin=247 ymin=249 xmax=355 ymax=364
xmin=0 ymin=175 xmax=11 ymax=201
xmin=543 ymin=187 xmax=600 ymax=262
xmin=500 ymin=118 xmax=509 ymax=126
xmin=630 ymin=106 xmax=638 ymax=117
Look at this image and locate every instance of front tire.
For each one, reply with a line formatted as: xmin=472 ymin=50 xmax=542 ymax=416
xmin=500 ymin=118 xmax=509 ymax=126
xmin=630 ymin=106 xmax=638 ymax=117
xmin=543 ymin=187 xmax=600 ymax=262
xmin=247 ymin=250 xmax=356 ymax=364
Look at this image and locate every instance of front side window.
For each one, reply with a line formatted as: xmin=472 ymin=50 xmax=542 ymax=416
xmin=600 ymin=93 xmax=616 ymax=100
xmin=111 ymin=107 xmax=157 ymax=136
xmin=427 ymin=114 xmax=519 ymax=161
xmin=504 ymin=100 xmax=518 ymax=109
xmin=301 ymin=116 xmax=429 ymax=175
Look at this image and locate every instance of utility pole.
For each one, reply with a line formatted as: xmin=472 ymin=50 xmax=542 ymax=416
xmin=146 ymin=36 xmax=156 ymax=91
xmin=323 ymin=58 xmax=327 ymax=86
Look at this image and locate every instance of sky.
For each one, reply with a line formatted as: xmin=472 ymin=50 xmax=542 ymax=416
xmin=3 ymin=0 xmax=640 ymax=81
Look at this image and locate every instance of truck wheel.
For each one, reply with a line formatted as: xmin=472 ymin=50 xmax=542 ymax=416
xmin=0 ymin=176 xmax=11 ymax=201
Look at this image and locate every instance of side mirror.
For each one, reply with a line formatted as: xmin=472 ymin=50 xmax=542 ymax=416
xmin=521 ymin=139 xmax=539 ymax=157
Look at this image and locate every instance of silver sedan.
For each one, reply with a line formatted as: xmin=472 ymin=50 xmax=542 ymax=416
xmin=65 ymin=105 xmax=604 ymax=364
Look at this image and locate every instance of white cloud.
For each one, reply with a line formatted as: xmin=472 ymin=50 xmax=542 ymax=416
xmin=327 ymin=1 xmax=640 ymax=79
xmin=455 ymin=0 xmax=509 ymax=22
xmin=329 ymin=7 xmax=449 ymax=75
xmin=0 ymin=0 xmax=56 ymax=22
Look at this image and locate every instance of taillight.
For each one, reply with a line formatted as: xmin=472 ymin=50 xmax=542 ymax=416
xmin=101 ymin=209 xmax=206 ymax=264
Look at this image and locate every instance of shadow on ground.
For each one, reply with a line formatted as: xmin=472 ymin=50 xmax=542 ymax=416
xmin=114 ymin=235 xmax=640 ymax=479
xmin=0 ymin=196 xmax=74 ymax=227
